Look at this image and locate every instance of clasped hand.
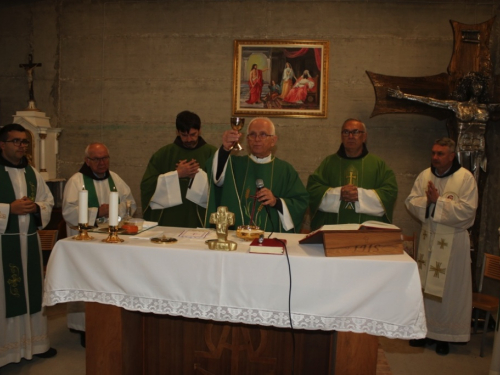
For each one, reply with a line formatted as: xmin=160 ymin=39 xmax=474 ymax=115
xmin=177 ymin=159 xmax=200 ymax=179
xmin=426 ymin=181 xmax=439 ymax=204
xmin=10 ymin=196 xmax=37 ymax=215
xmin=341 ymin=184 xmax=358 ymax=202
xmin=255 ymin=187 xmax=277 ymax=207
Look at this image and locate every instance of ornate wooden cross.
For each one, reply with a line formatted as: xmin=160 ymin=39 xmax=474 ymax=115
xmin=366 ymin=17 xmax=500 ymax=284
xmin=367 ymin=17 xmax=499 ymax=138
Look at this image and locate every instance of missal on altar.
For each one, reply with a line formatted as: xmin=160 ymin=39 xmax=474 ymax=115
xmin=299 ymin=221 xmax=403 ymax=257
xmin=249 ymin=238 xmax=286 ymax=255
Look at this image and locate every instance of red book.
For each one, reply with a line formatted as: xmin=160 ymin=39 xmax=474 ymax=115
xmin=249 ymin=238 xmax=286 ymax=255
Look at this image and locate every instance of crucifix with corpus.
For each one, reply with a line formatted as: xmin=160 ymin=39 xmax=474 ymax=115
xmin=19 ymin=54 xmax=42 ymax=111
xmin=366 ymin=17 xmax=500 ymax=280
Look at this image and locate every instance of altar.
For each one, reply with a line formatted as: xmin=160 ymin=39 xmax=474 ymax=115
xmin=43 ymin=227 xmax=426 ymax=374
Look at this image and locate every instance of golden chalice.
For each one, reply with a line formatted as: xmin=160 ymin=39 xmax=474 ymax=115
xmin=230 ymin=117 xmax=245 ymax=151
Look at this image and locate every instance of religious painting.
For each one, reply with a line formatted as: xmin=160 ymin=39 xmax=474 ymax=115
xmin=232 ymin=40 xmax=329 ymax=118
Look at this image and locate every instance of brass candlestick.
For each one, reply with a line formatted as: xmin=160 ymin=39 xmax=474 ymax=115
xmin=102 ymin=225 xmax=124 ymax=243
xmin=73 ymin=223 xmax=94 ymax=241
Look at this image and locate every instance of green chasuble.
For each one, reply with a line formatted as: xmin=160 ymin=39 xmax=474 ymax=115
xmin=307 ymin=147 xmax=397 ymax=230
xmin=205 ymin=155 xmax=309 ymax=233
xmin=141 ymin=138 xmax=216 ymax=228
xmin=0 ymin=163 xmax=42 ymax=318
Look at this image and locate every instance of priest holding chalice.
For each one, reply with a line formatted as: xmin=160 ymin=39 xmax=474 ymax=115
xmin=205 ymin=117 xmax=308 ymax=233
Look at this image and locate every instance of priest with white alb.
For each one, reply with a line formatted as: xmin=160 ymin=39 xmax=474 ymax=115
xmin=62 ymin=142 xmax=136 ymax=345
xmin=0 ymin=124 xmax=57 ymax=366
xmin=406 ymin=137 xmax=478 ymax=356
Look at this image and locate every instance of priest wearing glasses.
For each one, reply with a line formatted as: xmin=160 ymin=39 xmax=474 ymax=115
xmin=205 ymin=117 xmax=308 ymax=233
xmin=307 ymin=118 xmax=398 ymax=230
xmin=62 ymin=142 xmax=137 ymax=235
xmin=0 ymin=124 xmax=57 ymax=366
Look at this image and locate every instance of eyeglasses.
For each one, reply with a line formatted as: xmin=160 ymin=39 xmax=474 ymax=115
xmin=3 ymin=138 xmax=30 ymax=146
xmin=247 ymin=132 xmax=274 ymax=141
xmin=341 ymin=129 xmax=365 ymax=137
xmin=86 ymin=156 xmax=110 ymax=163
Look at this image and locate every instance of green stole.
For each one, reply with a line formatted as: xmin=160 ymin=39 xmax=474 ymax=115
xmin=82 ymin=173 xmax=117 ymax=207
xmin=206 ymin=156 xmax=286 ymax=232
xmin=0 ymin=165 xmax=42 ymax=318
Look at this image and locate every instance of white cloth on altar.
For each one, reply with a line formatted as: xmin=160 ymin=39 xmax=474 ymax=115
xmin=44 ymin=229 xmax=427 ymax=339
xmin=0 ymin=166 xmax=53 ymax=367
xmin=62 ymin=170 xmax=136 ymax=331
xmin=405 ymin=167 xmax=477 ymax=342
xmin=318 ymin=186 xmax=385 ymax=216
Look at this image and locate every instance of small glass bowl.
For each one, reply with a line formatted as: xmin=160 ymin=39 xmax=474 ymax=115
xmin=236 ymin=225 xmax=264 ymax=241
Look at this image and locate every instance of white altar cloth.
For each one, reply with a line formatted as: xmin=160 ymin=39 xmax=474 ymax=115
xmin=43 ymin=227 xmax=426 ymax=339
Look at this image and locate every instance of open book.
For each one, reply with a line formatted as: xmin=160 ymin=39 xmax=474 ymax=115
xmin=300 ymin=221 xmax=400 ymax=243
xmin=299 ymin=221 xmax=403 ymax=257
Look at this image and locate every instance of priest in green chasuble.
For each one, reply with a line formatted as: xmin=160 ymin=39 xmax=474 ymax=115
xmin=307 ymin=118 xmax=398 ymax=230
xmin=141 ymin=111 xmax=217 ymax=227
xmin=0 ymin=124 xmax=57 ymax=366
xmin=205 ymin=117 xmax=308 ymax=232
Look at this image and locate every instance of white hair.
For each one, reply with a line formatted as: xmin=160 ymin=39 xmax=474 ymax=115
xmin=247 ymin=117 xmax=276 ymax=135
xmin=84 ymin=143 xmax=109 ymax=157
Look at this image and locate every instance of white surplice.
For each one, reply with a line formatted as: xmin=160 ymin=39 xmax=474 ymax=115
xmin=62 ymin=170 xmax=136 ymax=331
xmin=318 ymin=186 xmax=385 ymax=216
xmin=406 ymin=167 xmax=477 ymax=342
xmin=0 ymin=166 xmax=54 ymax=367
xmin=63 ymin=171 xmax=137 ymax=236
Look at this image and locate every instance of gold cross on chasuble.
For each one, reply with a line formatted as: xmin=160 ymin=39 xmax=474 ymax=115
xmin=343 ymin=166 xmax=358 ymax=210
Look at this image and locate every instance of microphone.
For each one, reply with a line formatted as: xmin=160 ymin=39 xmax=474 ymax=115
xmin=255 ymin=179 xmax=267 ymax=214
xmin=256 ymin=179 xmax=264 ymax=191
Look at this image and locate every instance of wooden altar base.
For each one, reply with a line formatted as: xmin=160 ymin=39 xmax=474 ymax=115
xmin=86 ymin=302 xmax=378 ymax=375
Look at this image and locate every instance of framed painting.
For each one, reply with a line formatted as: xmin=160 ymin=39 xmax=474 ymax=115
xmin=232 ymin=39 xmax=329 ymax=118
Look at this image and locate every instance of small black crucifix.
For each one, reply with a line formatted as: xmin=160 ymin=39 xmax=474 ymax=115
xmin=19 ymin=54 xmax=42 ymax=109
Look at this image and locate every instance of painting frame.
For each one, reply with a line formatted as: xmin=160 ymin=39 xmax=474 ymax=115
xmin=232 ymin=39 xmax=329 ymax=118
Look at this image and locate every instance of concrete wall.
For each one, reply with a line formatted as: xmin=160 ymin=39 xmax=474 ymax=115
xmin=1 ymin=1 xmax=499 ymax=266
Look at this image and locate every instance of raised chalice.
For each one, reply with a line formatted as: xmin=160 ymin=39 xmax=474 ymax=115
xmin=230 ymin=117 xmax=245 ymax=151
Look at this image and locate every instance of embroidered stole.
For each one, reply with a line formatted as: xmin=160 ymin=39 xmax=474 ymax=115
xmin=0 ymin=165 xmax=42 ymax=318
xmin=82 ymin=173 xmax=117 ymax=207
xmin=416 ymin=168 xmax=465 ymax=301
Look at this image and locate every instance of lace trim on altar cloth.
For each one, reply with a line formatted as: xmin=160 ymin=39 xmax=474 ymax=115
xmin=44 ymin=290 xmax=427 ymax=339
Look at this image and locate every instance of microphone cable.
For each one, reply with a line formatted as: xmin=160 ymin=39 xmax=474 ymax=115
xmin=256 ymin=178 xmax=294 ymax=373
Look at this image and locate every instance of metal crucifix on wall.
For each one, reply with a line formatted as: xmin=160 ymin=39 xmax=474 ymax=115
xmin=366 ymin=17 xmax=500 ymax=285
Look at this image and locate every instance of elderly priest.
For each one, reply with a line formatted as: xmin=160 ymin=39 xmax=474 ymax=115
xmin=0 ymin=124 xmax=57 ymax=366
xmin=62 ymin=142 xmax=136 ymax=344
xmin=205 ymin=117 xmax=308 ymax=232
xmin=63 ymin=142 xmax=137 ymax=235
xmin=307 ymin=118 xmax=397 ymax=230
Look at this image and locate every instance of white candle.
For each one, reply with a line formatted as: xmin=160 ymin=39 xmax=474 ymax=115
xmin=78 ymin=190 xmax=88 ymax=224
xmin=109 ymin=191 xmax=119 ymax=226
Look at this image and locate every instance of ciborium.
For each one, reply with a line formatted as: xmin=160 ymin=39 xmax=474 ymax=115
xmin=229 ymin=117 xmax=245 ymax=151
